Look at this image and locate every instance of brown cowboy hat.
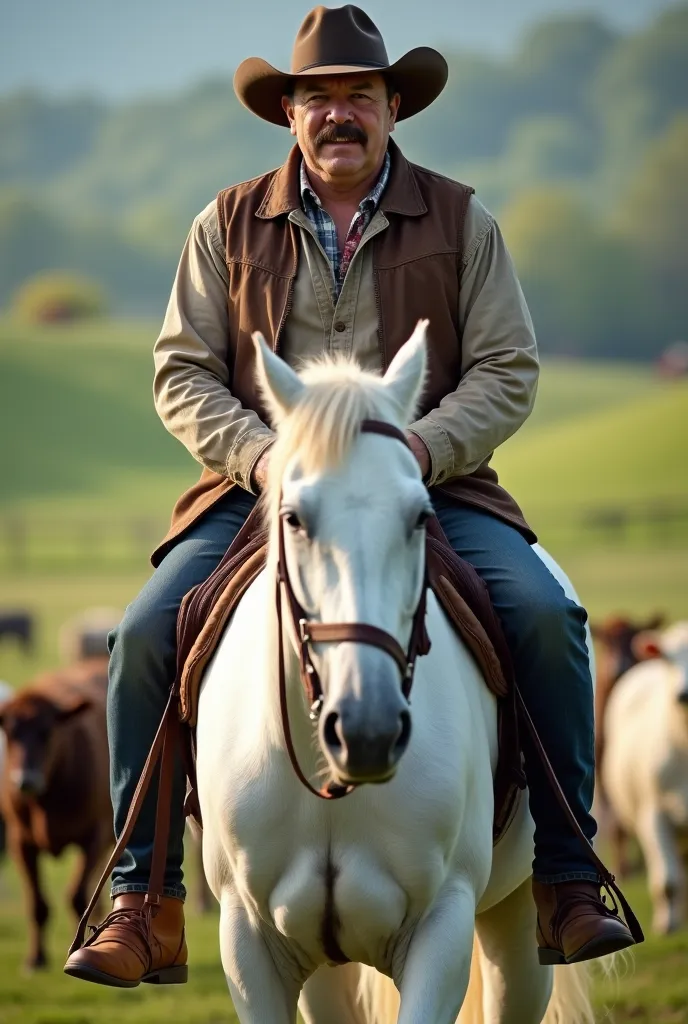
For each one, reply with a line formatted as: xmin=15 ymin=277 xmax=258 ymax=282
xmin=234 ymin=4 xmax=448 ymax=127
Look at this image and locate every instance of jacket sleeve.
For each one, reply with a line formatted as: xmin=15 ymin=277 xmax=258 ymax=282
xmin=153 ymin=200 xmax=274 ymax=494
xmin=408 ymin=196 xmax=539 ymax=486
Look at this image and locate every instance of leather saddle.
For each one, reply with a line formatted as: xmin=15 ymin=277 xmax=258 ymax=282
xmin=174 ymin=506 xmax=526 ymax=844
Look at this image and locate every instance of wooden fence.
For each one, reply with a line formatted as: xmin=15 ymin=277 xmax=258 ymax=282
xmin=0 ymin=498 xmax=687 ymax=572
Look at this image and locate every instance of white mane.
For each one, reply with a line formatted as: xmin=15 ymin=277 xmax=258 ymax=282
xmin=263 ymin=354 xmax=411 ymax=520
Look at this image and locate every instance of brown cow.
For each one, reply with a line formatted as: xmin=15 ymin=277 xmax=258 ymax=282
xmin=591 ymin=612 xmax=664 ymax=874
xmin=0 ymin=659 xmax=112 ymax=969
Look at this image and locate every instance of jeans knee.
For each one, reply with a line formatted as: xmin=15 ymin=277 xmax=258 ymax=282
xmin=109 ymin=602 xmax=174 ymax=695
xmin=518 ymin=589 xmax=586 ymax=659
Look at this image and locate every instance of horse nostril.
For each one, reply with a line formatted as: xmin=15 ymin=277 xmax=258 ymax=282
xmin=324 ymin=711 xmax=342 ymax=750
xmin=394 ymin=710 xmax=412 ymax=755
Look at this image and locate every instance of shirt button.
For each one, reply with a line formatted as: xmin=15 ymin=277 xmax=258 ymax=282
xmin=334 ymin=321 xmax=346 ymax=333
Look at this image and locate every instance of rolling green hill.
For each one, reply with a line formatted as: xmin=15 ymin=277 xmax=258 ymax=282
xmin=494 ymin=378 xmax=688 ymax=508
xmin=2 ymin=317 xmax=677 ymax=516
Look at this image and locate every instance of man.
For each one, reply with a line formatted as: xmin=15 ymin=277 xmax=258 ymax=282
xmin=64 ymin=4 xmax=637 ymax=989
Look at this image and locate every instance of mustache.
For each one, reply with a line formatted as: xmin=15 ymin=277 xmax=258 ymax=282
xmin=315 ymin=123 xmax=368 ymax=148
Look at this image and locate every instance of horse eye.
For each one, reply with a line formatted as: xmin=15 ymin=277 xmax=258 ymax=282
xmin=284 ymin=510 xmax=304 ymax=532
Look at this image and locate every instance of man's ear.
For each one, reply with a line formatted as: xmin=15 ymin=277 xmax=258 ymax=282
xmin=388 ymin=92 xmax=400 ymax=131
xmin=281 ymin=95 xmax=297 ymax=136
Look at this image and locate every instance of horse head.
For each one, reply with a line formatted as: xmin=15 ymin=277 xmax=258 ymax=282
xmin=254 ymin=321 xmax=432 ymax=787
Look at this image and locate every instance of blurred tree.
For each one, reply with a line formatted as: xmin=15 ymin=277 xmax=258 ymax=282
xmin=501 ymin=187 xmax=648 ymax=359
xmin=0 ymin=91 xmax=104 ymax=184
xmin=611 ymin=115 xmax=688 ymax=344
xmin=504 ymin=115 xmax=595 ymax=179
xmin=0 ymin=5 xmax=684 ymax=348
xmin=589 ymin=5 xmax=688 ymax=193
xmin=515 ymin=15 xmax=616 ymax=124
xmin=13 ymin=271 xmax=108 ymax=323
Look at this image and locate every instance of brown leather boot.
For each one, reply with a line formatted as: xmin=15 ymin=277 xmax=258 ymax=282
xmin=533 ymin=879 xmax=636 ymax=965
xmin=63 ymin=893 xmax=188 ymax=988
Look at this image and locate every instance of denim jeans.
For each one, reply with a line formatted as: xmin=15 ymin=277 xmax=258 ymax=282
xmin=108 ymin=487 xmax=597 ymax=897
xmin=108 ymin=488 xmax=258 ymax=898
xmin=432 ymin=494 xmax=597 ymax=882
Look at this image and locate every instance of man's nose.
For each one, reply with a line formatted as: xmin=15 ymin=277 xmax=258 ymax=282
xmin=326 ymin=104 xmax=355 ymax=123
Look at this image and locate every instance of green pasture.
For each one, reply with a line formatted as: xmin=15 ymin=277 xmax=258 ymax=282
xmin=0 ymin=812 xmax=686 ymax=1024
xmin=1 ymin=318 xmax=687 ymax=571
xmin=1 ymin=319 xmax=687 ymax=1019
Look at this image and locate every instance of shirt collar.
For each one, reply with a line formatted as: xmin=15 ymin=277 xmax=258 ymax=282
xmin=300 ymin=150 xmax=391 ymax=214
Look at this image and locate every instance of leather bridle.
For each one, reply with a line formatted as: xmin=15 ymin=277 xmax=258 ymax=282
xmin=275 ymin=419 xmax=431 ymax=800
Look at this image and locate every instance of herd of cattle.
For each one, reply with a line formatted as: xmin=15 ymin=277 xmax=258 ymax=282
xmin=0 ymin=607 xmax=687 ymax=968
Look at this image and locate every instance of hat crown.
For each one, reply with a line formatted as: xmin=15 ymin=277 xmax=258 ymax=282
xmin=291 ymin=5 xmax=390 ymax=74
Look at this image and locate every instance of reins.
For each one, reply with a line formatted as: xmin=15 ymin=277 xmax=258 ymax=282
xmin=275 ymin=418 xmax=431 ymax=800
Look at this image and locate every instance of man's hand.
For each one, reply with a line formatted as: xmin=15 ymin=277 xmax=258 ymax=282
xmin=251 ymin=446 xmax=272 ymax=493
xmin=406 ymin=431 xmax=431 ymax=481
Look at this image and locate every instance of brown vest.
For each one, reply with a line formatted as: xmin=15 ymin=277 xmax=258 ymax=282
xmin=152 ymin=140 xmax=533 ymax=566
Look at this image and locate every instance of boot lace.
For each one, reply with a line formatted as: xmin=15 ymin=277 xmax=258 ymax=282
xmin=551 ymin=883 xmax=620 ymax=949
xmin=86 ymin=906 xmax=156 ymax=972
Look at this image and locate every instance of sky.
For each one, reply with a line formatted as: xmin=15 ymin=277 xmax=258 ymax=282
xmin=1 ymin=0 xmax=677 ymax=100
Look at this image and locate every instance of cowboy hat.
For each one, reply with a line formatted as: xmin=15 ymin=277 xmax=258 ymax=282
xmin=234 ymin=4 xmax=448 ymax=127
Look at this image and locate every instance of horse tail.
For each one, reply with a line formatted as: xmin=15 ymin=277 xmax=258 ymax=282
xmin=542 ymin=964 xmax=594 ymax=1024
xmin=357 ymin=965 xmax=399 ymax=1023
xmin=359 ymin=943 xmax=599 ymax=1024
xmin=458 ymin=944 xmax=596 ymax=1024
xmin=357 ymin=938 xmax=483 ymax=1024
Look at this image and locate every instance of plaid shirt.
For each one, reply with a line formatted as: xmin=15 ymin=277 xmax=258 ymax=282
xmin=300 ymin=151 xmax=391 ymax=296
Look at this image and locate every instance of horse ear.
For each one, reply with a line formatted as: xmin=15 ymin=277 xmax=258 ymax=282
xmin=252 ymin=332 xmax=305 ymax=422
xmin=631 ymin=630 xmax=663 ymax=661
xmin=382 ymin=320 xmax=428 ymax=422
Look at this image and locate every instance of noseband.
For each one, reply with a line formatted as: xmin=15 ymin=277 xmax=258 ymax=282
xmin=275 ymin=419 xmax=431 ymax=800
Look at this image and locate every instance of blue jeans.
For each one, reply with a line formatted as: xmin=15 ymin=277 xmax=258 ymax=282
xmin=108 ymin=487 xmax=597 ymax=897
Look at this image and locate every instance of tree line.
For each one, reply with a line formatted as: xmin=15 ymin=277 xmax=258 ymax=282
xmin=0 ymin=4 xmax=686 ymax=358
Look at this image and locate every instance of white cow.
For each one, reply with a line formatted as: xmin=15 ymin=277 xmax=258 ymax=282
xmin=603 ymin=622 xmax=688 ymax=933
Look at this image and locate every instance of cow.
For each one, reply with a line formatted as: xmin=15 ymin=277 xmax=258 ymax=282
xmin=0 ymin=612 xmax=34 ymax=653
xmin=0 ymin=679 xmax=13 ymax=860
xmin=602 ymin=622 xmax=688 ymax=934
xmin=0 ymin=660 xmax=112 ymax=969
xmin=591 ymin=613 xmax=665 ymax=869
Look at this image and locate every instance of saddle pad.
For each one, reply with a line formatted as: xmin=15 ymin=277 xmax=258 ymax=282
xmin=174 ymin=507 xmax=524 ymax=842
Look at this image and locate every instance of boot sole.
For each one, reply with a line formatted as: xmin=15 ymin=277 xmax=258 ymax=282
xmin=64 ymin=963 xmax=188 ymax=988
xmin=538 ymin=933 xmax=636 ymax=966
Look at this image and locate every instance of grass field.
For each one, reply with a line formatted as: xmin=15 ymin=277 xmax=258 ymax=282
xmin=1 ymin=319 xmax=687 ymax=1020
xmin=0 ymin=848 xmax=687 ymax=1024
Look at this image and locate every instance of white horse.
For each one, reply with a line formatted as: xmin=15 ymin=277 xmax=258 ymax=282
xmin=196 ymin=323 xmax=594 ymax=1024
xmin=603 ymin=621 xmax=688 ymax=934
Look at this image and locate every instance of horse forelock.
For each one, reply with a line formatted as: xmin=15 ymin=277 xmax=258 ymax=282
xmin=264 ymin=356 xmax=404 ymax=518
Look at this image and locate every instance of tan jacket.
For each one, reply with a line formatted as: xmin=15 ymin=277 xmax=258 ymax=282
xmin=152 ymin=142 xmax=538 ymax=563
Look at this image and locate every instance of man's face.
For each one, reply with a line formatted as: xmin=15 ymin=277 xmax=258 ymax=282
xmin=282 ymin=73 xmax=400 ymax=188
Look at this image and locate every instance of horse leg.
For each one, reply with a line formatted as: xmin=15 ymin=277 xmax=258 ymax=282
xmin=11 ymin=832 xmax=49 ymax=970
xmin=67 ymin=831 xmax=105 ymax=921
xmin=194 ymin=832 xmax=214 ymax=914
xmin=474 ymin=878 xmax=552 ymax=1024
xmin=636 ymin=806 xmax=685 ymax=934
xmin=610 ymin=816 xmax=632 ymax=879
xmin=218 ymin=892 xmax=301 ymax=1024
xmin=299 ymin=964 xmax=367 ymax=1024
xmin=396 ymin=880 xmax=476 ymax=1024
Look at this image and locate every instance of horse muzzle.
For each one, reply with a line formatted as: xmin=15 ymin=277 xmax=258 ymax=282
xmin=319 ymin=662 xmax=412 ymax=784
xmin=11 ymin=767 xmax=46 ymax=796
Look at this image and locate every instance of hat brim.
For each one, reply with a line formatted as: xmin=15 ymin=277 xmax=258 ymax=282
xmin=234 ymin=46 xmax=448 ymax=127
